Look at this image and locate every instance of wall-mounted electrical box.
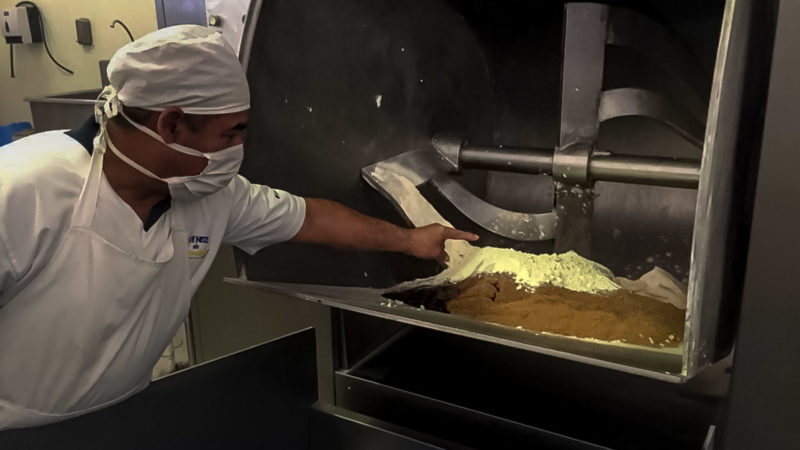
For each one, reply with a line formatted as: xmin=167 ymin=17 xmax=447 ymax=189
xmin=76 ymin=18 xmax=92 ymax=46
xmin=2 ymin=6 xmax=43 ymax=44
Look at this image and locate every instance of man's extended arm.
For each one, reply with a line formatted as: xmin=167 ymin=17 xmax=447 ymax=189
xmin=291 ymin=198 xmax=478 ymax=262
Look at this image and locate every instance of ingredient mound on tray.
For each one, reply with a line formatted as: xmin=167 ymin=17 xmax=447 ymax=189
xmin=384 ymin=247 xmax=686 ymax=348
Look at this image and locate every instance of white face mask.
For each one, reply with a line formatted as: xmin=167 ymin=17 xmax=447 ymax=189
xmin=105 ymin=110 xmax=243 ymax=201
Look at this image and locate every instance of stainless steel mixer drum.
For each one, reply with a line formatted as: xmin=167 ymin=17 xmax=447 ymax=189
xmin=234 ymin=0 xmax=757 ymax=381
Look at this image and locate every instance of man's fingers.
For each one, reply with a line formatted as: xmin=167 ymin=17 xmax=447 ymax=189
xmin=442 ymin=227 xmax=479 ymax=241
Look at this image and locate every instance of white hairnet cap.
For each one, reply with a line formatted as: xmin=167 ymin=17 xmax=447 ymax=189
xmin=107 ymin=25 xmax=250 ymax=115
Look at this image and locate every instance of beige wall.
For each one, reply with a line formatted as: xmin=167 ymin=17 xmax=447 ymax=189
xmin=0 ymin=0 xmax=157 ymax=124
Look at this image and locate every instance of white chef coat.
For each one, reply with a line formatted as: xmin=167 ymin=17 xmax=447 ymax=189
xmin=0 ymin=130 xmax=305 ymax=428
xmin=0 ymin=130 xmax=306 ymax=302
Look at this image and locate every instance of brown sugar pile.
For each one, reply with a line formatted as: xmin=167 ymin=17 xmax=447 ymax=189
xmin=447 ymin=274 xmax=684 ymax=347
xmin=385 ymin=273 xmax=685 ymax=347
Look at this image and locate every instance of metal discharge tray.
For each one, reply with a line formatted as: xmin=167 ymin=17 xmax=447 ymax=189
xmin=226 ymin=279 xmax=683 ymax=380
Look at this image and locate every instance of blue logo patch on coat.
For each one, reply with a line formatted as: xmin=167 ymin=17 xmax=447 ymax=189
xmin=188 ymin=235 xmax=210 ymax=259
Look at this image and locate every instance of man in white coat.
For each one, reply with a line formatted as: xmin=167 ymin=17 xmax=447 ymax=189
xmin=0 ymin=25 xmax=477 ymax=430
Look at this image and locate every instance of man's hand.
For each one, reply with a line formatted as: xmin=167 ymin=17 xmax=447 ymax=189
xmin=406 ymin=224 xmax=479 ymax=263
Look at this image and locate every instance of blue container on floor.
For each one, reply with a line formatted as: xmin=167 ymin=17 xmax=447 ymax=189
xmin=0 ymin=122 xmax=33 ymax=146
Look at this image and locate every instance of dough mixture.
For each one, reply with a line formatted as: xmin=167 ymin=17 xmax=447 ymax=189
xmin=386 ymin=273 xmax=685 ymax=347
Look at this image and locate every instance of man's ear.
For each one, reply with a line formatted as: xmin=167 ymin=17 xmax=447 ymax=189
xmin=156 ymin=107 xmax=184 ymax=144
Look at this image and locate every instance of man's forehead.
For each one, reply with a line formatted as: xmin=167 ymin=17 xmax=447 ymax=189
xmin=202 ymin=110 xmax=249 ymax=126
xmin=221 ymin=110 xmax=249 ymax=121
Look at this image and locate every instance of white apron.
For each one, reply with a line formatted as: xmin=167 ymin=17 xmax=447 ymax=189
xmin=0 ymin=142 xmax=192 ymax=430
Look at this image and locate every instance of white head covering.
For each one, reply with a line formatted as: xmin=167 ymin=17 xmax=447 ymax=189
xmin=105 ymin=24 xmax=250 ymax=115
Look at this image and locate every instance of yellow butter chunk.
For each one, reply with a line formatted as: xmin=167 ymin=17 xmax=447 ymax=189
xmin=440 ymin=248 xmax=620 ymax=294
